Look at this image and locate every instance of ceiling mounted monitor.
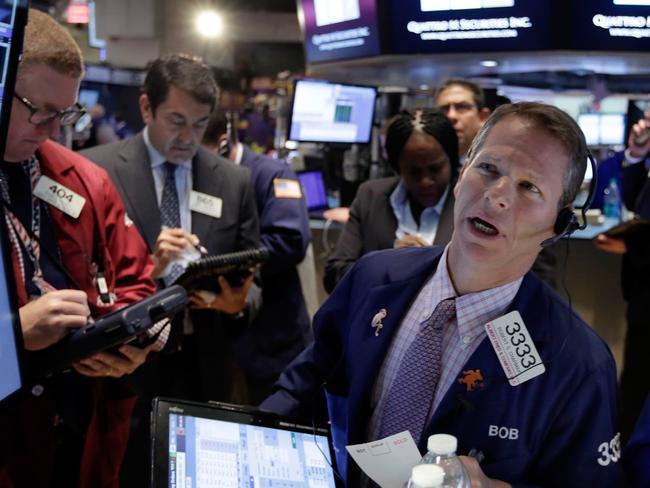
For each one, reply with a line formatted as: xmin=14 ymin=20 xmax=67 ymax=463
xmin=297 ymin=0 xmax=382 ymax=63
xmin=288 ymin=79 xmax=377 ymax=144
xmin=570 ymin=0 xmax=650 ymax=51
xmin=387 ymin=0 xmax=555 ymax=54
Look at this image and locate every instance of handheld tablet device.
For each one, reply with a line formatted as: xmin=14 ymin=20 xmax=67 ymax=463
xmin=29 ymin=285 xmax=188 ymax=377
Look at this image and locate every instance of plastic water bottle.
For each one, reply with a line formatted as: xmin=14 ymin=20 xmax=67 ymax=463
xmin=603 ymin=178 xmax=622 ymax=221
xmin=407 ymin=464 xmax=444 ymax=487
xmin=418 ymin=434 xmax=470 ymax=488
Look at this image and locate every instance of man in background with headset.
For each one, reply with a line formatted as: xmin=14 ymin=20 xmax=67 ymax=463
xmin=262 ymin=102 xmax=621 ymax=486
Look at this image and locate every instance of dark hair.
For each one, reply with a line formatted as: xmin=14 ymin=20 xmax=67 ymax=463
xmin=435 ymin=79 xmax=485 ymax=110
xmin=385 ymin=109 xmax=459 ymax=177
xmin=143 ymin=54 xmax=218 ymax=115
xmin=467 ymin=102 xmax=588 ymax=208
xmin=203 ymin=109 xmax=229 ymax=145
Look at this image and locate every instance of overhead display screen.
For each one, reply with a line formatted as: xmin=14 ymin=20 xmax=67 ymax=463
xmin=288 ymin=79 xmax=377 ymax=144
xmin=298 ymin=0 xmax=382 ymax=63
xmin=570 ymin=0 xmax=650 ymax=51
xmin=0 ymin=0 xmax=27 ymax=404
xmin=387 ymin=0 xmax=554 ymax=54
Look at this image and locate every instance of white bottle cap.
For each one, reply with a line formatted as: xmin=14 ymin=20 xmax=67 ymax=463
xmin=411 ymin=464 xmax=444 ymax=487
xmin=427 ymin=433 xmax=458 ymax=455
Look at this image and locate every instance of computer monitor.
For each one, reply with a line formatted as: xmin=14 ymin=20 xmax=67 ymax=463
xmin=578 ymin=113 xmax=626 ymax=146
xmin=288 ymin=79 xmax=377 ymax=144
xmin=0 ymin=0 xmax=29 ymax=404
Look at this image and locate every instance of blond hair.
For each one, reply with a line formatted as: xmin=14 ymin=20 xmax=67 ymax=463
xmin=21 ymin=8 xmax=84 ymax=78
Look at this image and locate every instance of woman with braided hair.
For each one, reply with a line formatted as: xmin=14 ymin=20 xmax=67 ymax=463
xmin=324 ymin=108 xmax=458 ymax=293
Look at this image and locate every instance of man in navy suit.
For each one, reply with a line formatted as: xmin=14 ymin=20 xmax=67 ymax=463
xmin=262 ymin=102 xmax=621 ymax=487
xmin=202 ymin=109 xmax=312 ymax=403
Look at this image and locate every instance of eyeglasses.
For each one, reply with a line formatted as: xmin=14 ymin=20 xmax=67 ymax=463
xmin=437 ymin=102 xmax=477 ymax=115
xmin=14 ymin=93 xmax=86 ymax=126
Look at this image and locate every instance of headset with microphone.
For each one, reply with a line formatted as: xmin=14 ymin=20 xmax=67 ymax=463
xmin=540 ymin=153 xmax=598 ymax=248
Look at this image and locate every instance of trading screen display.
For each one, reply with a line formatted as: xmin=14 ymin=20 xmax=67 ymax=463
xmin=0 ymin=0 xmax=26 ymax=403
xmin=0 ymin=1 xmax=19 ymax=115
xmin=578 ymin=113 xmax=627 ymax=146
xmin=289 ymin=79 xmax=376 ymax=144
xmin=0 ymin=222 xmax=20 ymax=401
xmin=298 ymin=0 xmax=382 ymax=63
xmin=297 ymin=171 xmax=328 ymax=210
xmin=168 ymin=413 xmax=337 ymax=488
xmin=570 ymin=0 xmax=650 ymax=51
xmin=387 ymin=0 xmax=553 ymax=54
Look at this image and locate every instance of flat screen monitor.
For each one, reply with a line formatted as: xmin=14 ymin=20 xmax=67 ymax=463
xmin=387 ymin=0 xmax=554 ymax=54
xmin=570 ymin=0 xmax=650 ymax=51
xmin=578 ymin=113 xmax=626 ymax=146
xmin=288 ymin=79 xmax=377 ymax=144
xmin=297 ymin=0 xmax=382 ymax=63
xmin=78 ymin=88 xmax=100 ymax=109
xmin=0 ymin=0 xmax=28 ymax=403
xmin=151 ymin=399 xmax=340 ymax=488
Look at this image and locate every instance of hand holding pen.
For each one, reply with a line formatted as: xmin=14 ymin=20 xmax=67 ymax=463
xmin=152 ymin=227 xmax=206 ymax=278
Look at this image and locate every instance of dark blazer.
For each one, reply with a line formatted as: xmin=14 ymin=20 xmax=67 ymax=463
xmin=81 ymin=133 xmax=259 ymax=401
xmin=324 ymin=176 xmax=558 ymax=293
xmin=323 ymin=176 xmax=454 ymax=293
xmin=262 ymin=247 xmax=621 ymax=487
xmin=234 ymin=145 xmax=312 ymax=395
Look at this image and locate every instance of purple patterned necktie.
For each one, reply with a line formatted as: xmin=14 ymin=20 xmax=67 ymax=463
xmin=159 ymin=162 xmax=183 ymax=284
xmin=377 ymin=297 xmax=456 ymax=446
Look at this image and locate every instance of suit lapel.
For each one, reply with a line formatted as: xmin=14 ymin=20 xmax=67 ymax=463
xmin=346 ymin=250 xmax=443 ymax=445
xmin=114 ymin=134 xmax=160 ymax=250
xmin=191 ymin=148 xmax=224 ymax=246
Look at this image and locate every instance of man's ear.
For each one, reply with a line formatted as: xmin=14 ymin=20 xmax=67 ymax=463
xmin=139 ymin=94 xmax=153 ymax=124
xmin=479 ymin=107 xmax=491 ymax=123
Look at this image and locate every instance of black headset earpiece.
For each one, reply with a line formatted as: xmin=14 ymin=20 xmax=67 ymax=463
xmin=541 ymin=152 xmax=598 ymax=248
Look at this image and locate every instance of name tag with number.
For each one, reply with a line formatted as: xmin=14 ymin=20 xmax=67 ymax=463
xmin=485 ymin=311 xmax=545 ymax=386
xmin=190 ymin=190 xmax=222 ymax=219
xmin=33 ymin=175 xmax=86 ymax=218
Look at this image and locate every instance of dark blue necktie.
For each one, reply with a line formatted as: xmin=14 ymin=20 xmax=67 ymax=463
xmin=159 ymin=162 xmax=183 ymax=284
xmin=377 ymin=297 xmax=456 ymax=446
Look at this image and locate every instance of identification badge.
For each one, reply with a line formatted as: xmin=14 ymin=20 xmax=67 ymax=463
xmin=485 ymin=311 xmax=545 ymax=386
xmin=33 ymin=175 xmax=86 ymax=218
xmin=190 ymin=191 xmax=222 ymax=218
xmin=273 ymin=178 xmax=302 ymax=199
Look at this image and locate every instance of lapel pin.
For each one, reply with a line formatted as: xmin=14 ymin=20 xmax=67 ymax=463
xmin=458 ymin=369 xmax=484 ymax=392
xmin=371 ymin=308 xmax=387 ymax=337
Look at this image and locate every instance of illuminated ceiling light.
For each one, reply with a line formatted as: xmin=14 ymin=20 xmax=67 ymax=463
xmin=480 ymin=60 xmax=499 ymax=68
xmin=196 ymin=10 xmax=223 ymax=38
xmin=419 ymin=84 xmax=430 ymax=90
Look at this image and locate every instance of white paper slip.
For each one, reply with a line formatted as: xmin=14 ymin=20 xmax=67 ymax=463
xmin=33 ymin=175 xmax=86 ymax=219
xmin=346 ymin=431 xmax=421 ymax=488
xmin=190 ymin=190 xmax=222 ymax=218
xmin=485 ymin=310 xmax=545 ymax=387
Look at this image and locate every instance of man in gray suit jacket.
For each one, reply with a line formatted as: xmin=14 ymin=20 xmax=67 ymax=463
xmin=82 ymin=53 xmax=259 ymax=487
xmin=82 ymin=54 xmax=259 ymax=402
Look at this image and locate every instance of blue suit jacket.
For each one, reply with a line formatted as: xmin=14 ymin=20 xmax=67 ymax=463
xmin=234 ymin=146 xmax=312 ymax=382
xmin=262 ymin=247 xmax=621 ymax=487
xmin=624 ymin=394 xmax=650 ymax=488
